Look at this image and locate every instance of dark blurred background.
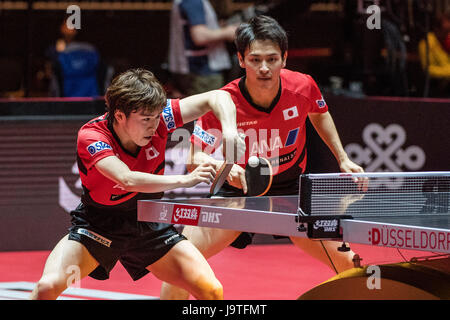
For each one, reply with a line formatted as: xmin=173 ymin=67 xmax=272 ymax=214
xmin=0 ymin=0 xmax=449 ymax=99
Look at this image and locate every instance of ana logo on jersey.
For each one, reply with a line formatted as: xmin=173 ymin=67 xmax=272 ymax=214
xmin=87 ymin=141 xmax=112 ymax=156
xmin=283 ymin=106 xmax=299 ymax=120
xmin=285 ymin=128 xmax=299 ymax=147
xmin=247 ymin=128 xmax=300 ymax=154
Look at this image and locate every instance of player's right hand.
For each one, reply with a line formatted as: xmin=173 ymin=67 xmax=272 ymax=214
xmin=339 ymin=158 xmax=368 ymax=192
xmin=184 ymin=163 xmax=216 ymax=187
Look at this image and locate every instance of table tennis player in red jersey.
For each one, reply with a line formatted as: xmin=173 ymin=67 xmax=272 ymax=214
xmin=160 ymin=15 xmax=366 ymax=299
xmin=30 ymin=68 xmax=245 ymax=300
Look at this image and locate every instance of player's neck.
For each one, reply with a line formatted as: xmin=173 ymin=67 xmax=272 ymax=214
xmin=112 ymin=121 xmax=139 ymax=154
xmin=245 ymin=78 xmax=280 ymax=109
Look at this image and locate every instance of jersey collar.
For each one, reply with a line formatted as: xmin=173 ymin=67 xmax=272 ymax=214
xmin=107 ymin=120 xmax=142 ymax=158
xmin=238 ymin=76 xmax=282 ymax=114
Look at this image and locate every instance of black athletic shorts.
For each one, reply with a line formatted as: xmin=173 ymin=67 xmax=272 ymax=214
xmin=68 ymin=203 xmax=186 ymax=281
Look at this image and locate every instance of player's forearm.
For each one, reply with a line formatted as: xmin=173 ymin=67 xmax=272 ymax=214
xmin=116 ymin=171 xmax=190 ymax=193
xmin=95 ymin=156 xmax=191 ymax=193
xmin=180 ymin=90 xmax=236 ymax=130
xmin=308 ymin=112 xmax=349 ymax=165
xmin=187 ymin=143 xmax=222 ymax=172
xmin=206 ymin=90 xmax=237 ymax=134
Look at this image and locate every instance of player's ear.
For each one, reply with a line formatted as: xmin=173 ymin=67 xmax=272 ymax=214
xmin=237 ymin=52 xmax=245 ymax=68
xmin=282 ymin=51 xmax=287 ymax=68
xmin=114 ymin=110 xmax=126 ymax=123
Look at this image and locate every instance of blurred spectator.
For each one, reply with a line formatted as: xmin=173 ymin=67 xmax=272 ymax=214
xmin=46 ymin=19 xmax=113 ymax=97
xmin=168 ymin=0 xmax=237 ymax=96
xmin=418 ymin=11 xmax=450 ymax=96
xmin=380 ymin=17 xmax=408 ymax=96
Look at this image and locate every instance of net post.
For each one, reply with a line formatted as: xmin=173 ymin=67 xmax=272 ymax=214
xmin=298 ymin=174 xmax=312 ymax=216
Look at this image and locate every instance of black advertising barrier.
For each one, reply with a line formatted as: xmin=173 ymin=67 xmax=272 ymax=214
xmin=0 ymin=117 xmax=87 ymax=251
xmin=0 ymin=97 xmax=106 ymax=116
xmin=305 ymin=94 xmax=450 ymax=174
xmin=0 ymin=95 xmax=449 ymax=251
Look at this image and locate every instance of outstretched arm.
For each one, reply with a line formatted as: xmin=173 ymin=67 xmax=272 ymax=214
xmin=95 ymin=155 xmax=216 ymax=193
xmin=179 ymin=90 xmax=237 ymax=133
xmin=308 ymin=111 xmax=364 ymax=174
xmin=180 ymin=90 xmax=245 ymax=163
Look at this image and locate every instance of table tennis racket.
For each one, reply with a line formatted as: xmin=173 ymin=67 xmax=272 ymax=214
xmin=245 ymin=156 xmax=273 ymax=197
xmin=210 ymin=161 xmax=234 ymax=196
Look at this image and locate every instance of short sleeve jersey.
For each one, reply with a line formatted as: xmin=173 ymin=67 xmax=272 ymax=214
xmin=191 ymin=69 xmax=328 ymax=194
xmin=77 ymin=99 xmax=183 ymax=211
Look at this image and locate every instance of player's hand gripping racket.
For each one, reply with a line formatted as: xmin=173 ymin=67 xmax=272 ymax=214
xmin=210 ymin=161 xmax=234 ymax=195
xmin=210 ymin=156 xmax=273 ymax=196
xmin=210 ymin=132 xmax=246 ymax=196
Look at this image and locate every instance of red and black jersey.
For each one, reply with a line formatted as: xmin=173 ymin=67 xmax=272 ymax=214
xmin=76 ymin=99 xmax=183 ymax=211
xmin=191 ymin=69 xmax=328 ymax=194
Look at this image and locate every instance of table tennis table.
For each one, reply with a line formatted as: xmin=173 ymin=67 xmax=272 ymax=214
xmin=138 ymin=172 xmax=450 ymax=299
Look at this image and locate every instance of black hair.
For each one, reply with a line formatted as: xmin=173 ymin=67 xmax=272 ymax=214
xmin=105 ymin=68 xmax=166 ymax=125
xmin=235 ymin=15 xmax=288 ymax=58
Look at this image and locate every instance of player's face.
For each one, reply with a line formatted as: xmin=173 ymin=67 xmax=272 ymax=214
xmin=119 ymin=108 xmax=161 ymax=147
xmin=238 ymin=39 xmax=286 ymax=91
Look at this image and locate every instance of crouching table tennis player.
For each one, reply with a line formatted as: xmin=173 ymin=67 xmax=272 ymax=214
xmin=30 ymin=68 xmax=245 ymax=300
xmin=160 ymin=15 xmax=366 ymax=300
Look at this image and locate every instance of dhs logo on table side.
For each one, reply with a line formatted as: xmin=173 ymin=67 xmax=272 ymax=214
xmin=171 ymin=205 xmax=201 ymax=225
xmin=309 ymin=219 xmax=340 ymax=238
xmin=87 ymin=141 xmax=112 ymax=156
xmin=201 ymin=211 xmax=222 ymax=224
xmin=313 ymin=219 xmax=338 ymax=232
xmin=170 ymin=205 xmax=222 ymax=226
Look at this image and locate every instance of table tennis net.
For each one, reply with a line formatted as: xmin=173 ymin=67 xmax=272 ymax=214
xmin=299 ymin=172 xmax=450 ymax=217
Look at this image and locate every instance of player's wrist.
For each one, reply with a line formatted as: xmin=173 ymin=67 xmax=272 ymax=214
xmin=336 ymin=152 xmax=350 ymax=165
xmin=209 ymin=158 xmax=223 ymax=171
xmin=222 ymin=130 xmax=246 ymax=163
xmin=179 ymin=174 xmax=195 ymax=188
xmin=221 ymin=127 xmax=238 ymax=138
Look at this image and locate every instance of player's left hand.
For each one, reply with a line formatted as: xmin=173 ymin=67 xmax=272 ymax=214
xmin=339 ymin=158 xmax=368 ymax=192
xmin=226 ymin=164 xmax=247 ymax=194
